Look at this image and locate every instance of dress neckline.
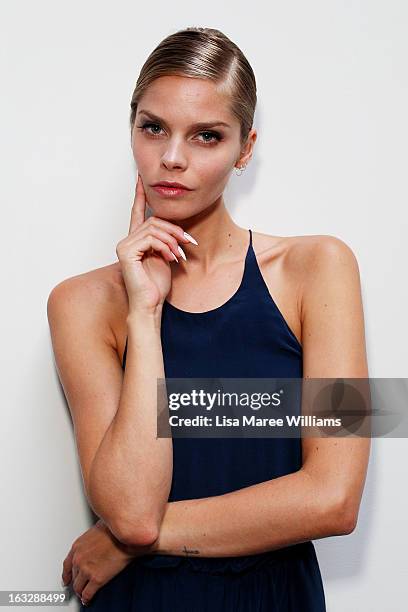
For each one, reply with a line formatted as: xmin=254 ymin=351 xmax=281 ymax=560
xmin=164 ymin=229 xmax=252 ymax=317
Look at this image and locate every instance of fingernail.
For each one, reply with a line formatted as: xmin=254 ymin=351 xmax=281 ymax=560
xmin=183 ymin=231 xmax=198 ymax=245
xmin=177 ymin=246 xmax=187 ymax=261
xmin=171 ymin=252 xmax=179 ymax=263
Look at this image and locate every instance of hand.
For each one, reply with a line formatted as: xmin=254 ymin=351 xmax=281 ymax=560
xmin=116 ymin=174 xmax=198 ymax=315
xmin=61 ymin=519 xmax=150 ymax=606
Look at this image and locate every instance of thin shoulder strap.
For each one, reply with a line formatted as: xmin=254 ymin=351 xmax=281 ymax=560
xmin=122 ymin=336 xmax=128 ymax=370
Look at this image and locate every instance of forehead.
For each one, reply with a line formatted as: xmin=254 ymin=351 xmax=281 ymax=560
xmin=137 ymin=75 xmax=235 ymax=124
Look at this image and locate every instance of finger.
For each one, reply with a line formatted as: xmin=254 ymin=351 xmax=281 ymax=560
xmin=81 ymin=579 xmax=102 ymax=606
xmin=73 ymin=571 xmax=90 ymax=602
xmin=148 ymin=217 xmax=199 ymax=245
xmin=62 ymin=549 xmax=74 ymax=586
xmin=137 ymin=226 xmax=183 ymax=262
xmin=72 ymin=563 xmax=79 ymax=584
xmin=138 ymin=234 xmax=181 ymax=263
xmin=128 ymin=174 xmax=147 ymax=235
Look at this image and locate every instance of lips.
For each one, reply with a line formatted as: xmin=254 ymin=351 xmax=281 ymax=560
xmin=153 ymin=181 xmax=192 ymax=190
xmin=151 ymin=183 xmax=192 ymax=198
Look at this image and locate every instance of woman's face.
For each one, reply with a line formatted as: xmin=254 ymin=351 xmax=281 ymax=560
xmin=131 ymin=75 xmax=253 ymax=220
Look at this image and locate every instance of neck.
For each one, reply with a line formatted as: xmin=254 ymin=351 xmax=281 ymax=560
xmin=177 ymin=200 xmax=249 ymax=273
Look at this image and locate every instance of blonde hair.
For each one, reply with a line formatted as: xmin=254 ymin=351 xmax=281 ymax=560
xmin=129 ymin=27 xmax=257 ymax=147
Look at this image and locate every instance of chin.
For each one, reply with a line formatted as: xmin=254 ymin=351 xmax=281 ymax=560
xmin=150 ymin=207 xmax=201 ymax=223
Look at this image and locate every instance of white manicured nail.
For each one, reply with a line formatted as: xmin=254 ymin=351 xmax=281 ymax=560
xmin=183 ymin=231 xmax=198 ymax=245
xmin=171 ymin=252 xmax=179 ymax=263
xmin=178 ymin=246 xmax=187 ymax=261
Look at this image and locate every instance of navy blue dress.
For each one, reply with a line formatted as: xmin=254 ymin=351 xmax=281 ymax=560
xmin=83 ymin=229 xmax=326 ymax=610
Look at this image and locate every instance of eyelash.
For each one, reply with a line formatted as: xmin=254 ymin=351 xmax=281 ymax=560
xmin=137 ymin=122 xmax=222 ymax=145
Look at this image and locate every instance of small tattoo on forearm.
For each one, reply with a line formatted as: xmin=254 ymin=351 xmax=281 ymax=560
xmin=182 ymin=545 xmax=200 ymax=556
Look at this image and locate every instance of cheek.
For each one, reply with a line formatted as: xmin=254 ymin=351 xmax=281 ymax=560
xmin=133 ymin=144 xmax=154 ymax=169
xmin=195 ymin=151 xmax=235 ymax=184
xmin=132 ymin=132 xmax=156 ymax=165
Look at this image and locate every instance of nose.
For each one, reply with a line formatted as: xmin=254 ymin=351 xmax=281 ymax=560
xmin=160 ymin=138 xmax=187 ymax=171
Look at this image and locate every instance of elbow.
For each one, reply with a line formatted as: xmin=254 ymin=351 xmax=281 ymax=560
xmin=330 ymin=493 xmax=359 ymax=536
xmin=109 ymin=515 xmax=160 ymax=548
xmin=87 ymin=482 xmax=160 ymax=546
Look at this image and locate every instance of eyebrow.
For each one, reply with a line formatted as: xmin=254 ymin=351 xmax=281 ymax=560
xmin=137 ymin=109 xmax=232 ymax=130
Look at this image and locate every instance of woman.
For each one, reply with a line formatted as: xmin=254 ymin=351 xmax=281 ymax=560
xmin=48 ymin=27 xmax=370 ymax=610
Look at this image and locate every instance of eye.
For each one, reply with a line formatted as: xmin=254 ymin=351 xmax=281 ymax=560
xmin=136 ymin=122 xmax=222 ymax=145
xmin=197 ymin=131 xmax=222 ymax=145
xmin=137 ymin=122 xmax=164 ymax=137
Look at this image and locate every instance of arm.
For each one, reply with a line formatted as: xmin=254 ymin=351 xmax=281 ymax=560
xmin=145 ymin=471 xmax=347 ymax=558
xmin=47 ymin=275 xmax=172 ymax=547
xmin=134 ymin=236 xmax=371 ymax=557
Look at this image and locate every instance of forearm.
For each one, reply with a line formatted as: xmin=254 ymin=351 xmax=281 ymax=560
xmin=89 ymin=311 xmax=172 ymax=543
xmin=147 ymin=469 xmax=346 ymax=558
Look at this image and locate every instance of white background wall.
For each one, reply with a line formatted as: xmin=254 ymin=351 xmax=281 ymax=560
xmin=1 ymin=1 xmax=407 ymax=610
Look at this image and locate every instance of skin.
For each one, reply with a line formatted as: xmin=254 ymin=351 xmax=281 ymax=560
xmin=47 ymin=75 xmax=371 ymax=605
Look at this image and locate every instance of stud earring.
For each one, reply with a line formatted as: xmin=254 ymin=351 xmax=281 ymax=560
xmin=234 ymin=164 xmax=247 ymax=176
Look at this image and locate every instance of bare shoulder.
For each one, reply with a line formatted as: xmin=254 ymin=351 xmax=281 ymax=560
xmin=254 ymin=231 xmax=359 ymax=289
xmin=290 ymin=233 xmax=358 ymax=266
xmin=47 ymin=262 xmax=128 ymax=354
xmin=251 ymin=231 xmax=359 ymax=345
xmin=254 ymin=231 xmax=357 ymax=269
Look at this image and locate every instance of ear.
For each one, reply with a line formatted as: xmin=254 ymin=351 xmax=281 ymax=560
xmin=235 ymin=128 xmax=257 ymax=168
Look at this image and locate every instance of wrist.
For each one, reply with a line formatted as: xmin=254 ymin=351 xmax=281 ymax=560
xmin=126 ymin=309 xmax=162 ymax=333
